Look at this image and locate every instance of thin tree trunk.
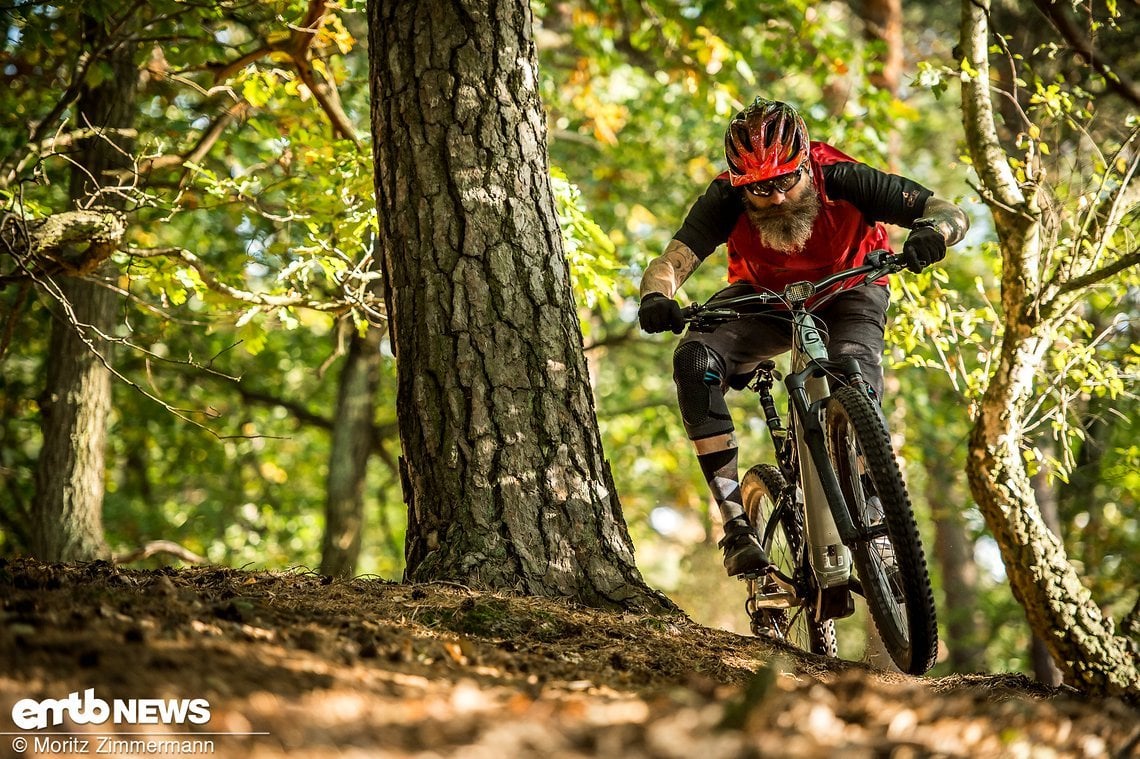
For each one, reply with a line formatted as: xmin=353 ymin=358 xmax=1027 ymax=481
xmin=849 ymin=0 xmax=903 ymax=168
xmin=854 ymin=0 xmax=903 ymax=93
xmin=320 ymin=326 xmax=382 ymax=578
xmin=32 ymin=14 xmax=138 ymax=561
xmin=924 ymin=398 xmax=986 ymax=673
xmin=369 ymin=0 xmax=670 ymax=611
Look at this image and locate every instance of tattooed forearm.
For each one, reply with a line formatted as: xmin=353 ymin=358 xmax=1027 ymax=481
xmin=920 ymin=197 xmax=970 ymax=246
xmin=640 ymin=239 xmax=701 ymax=298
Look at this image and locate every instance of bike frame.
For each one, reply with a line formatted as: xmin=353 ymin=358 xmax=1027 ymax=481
xmin=787 ymin=310 xmax=858 ymax=587
xmin=683 ymin=250 xmax=902 ymax=620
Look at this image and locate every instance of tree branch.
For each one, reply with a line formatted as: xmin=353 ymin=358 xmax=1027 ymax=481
xmin=204 ymin=0 xmax=359 ymax=148
xmin=206 ymin=372 xmax=401 ymax=463
xmin=230 ymin=382 xmax=333 ymax=429
xmin=960 ymin=0 xmax=1027 ymax=214
xmin=1 ymin=208 xmax=127 ymax=280
xmin=138 ymin=102 xmax=250 ymax=174
xmin=1055 ymin=247 xmax=1140 ymax=295
xmin=583 ymin=322 xmax=639 ymax=352
xmin=291 ymin=55 xmax=361 ymax=148
xmin=126 ymin=246 xmax=362 ymax=313
xmin=1030 ymin=0 xmax=1140 ymax=108
xmin=287 ymin=0 xmax=359 ymax=147
xmin=210 ymin=42 xmax=289 ymax=84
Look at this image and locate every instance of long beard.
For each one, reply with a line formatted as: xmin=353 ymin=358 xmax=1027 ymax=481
xmin=745 ymin=182 xmax=822 ymax=254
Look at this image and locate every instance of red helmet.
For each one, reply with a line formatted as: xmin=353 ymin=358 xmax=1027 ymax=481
xmin=725 ymin=99 xmax=810 ymax=187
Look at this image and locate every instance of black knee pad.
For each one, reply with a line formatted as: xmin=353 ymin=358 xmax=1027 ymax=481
xmin=673 ymin=342 xmax=733 ymax=438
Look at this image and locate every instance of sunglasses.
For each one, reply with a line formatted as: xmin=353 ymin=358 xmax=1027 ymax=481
xmin=744 ymin=165 xmax=805 ymax=197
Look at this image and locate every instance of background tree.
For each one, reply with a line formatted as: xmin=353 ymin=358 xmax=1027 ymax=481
xmin=30 ymin=7 xmax=138 ymax=560
xmin=958 ymin=0 xmax=1139 ymax=697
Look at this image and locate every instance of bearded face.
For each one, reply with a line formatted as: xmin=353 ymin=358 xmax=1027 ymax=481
xmin=744 ymin=179 xmax=821 ymax=254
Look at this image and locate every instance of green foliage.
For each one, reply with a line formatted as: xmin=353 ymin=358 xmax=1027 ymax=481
xmin=0 ymin=0 xmax=403 ymax=574
xmin=550 ymin=166 xmax=622 ymax=315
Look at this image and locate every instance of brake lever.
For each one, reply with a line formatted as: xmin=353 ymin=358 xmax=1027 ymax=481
xmin=862 ymin=251 xmax=905 ymax=284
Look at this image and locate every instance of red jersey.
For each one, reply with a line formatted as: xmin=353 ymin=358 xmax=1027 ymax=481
xmin=673 ymin=141 xmax=932 ymax=299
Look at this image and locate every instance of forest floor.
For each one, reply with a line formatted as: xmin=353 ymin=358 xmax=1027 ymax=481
xmin=1 ymin=560 xmax=1137 ymax=759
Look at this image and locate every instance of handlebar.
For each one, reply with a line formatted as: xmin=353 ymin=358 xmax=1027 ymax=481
xmin=679 ymin=249 xmax=905 ymax=327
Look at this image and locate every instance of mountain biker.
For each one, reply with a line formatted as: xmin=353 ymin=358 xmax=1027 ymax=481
xmin=637 ymin=98 xmax=968 ymax=578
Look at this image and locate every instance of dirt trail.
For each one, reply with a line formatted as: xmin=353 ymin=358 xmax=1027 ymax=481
xmin=1 ymin=560 xmax=1136 ymax=758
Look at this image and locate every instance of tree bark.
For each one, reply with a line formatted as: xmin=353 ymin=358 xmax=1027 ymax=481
xmin=1030 ymin=464 xmax=1064 ymax=687
xmin=959 ymin=0 xmax=1138 ymax=698
xmin=31 ymin=13 xmax=138 ymax=561
xmin=320 ymin=326 xmax=382 ymax=578
xmin=368 ymin=0 xmax=670 ymax=611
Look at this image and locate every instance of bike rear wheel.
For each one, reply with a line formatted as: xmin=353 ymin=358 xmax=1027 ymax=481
xmin=825 ymin=386 xmax=938 ymax=675
xmin=742 ymin=463 xmax=837 ymax=657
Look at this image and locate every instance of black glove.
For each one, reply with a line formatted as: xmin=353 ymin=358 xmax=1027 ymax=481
xmin=638 ymin=293 xmax=684 ymax=334
xmin=902 ymin=223 xmax=947 ymax=273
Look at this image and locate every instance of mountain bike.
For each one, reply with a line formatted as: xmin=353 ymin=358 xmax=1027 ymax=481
xmin=679 ymin=249 xmax=939 ymax=675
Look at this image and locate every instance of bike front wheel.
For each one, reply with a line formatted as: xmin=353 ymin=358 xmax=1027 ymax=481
xmin=825 ymin=386 xmax=939 ymax=675
xmin=742 ymin=463 xmax=836 ymax=658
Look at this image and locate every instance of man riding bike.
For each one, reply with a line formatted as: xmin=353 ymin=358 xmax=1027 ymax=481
xmin=637 ymin=98 xmax=968 ymax=578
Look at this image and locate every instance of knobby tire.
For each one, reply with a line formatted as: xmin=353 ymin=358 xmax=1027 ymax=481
xmin=825 ymin=386 xmax=939 ymax=675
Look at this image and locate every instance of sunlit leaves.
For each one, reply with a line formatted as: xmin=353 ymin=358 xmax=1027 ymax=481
xmin=551 ymin=166 xmax=621 ymax=314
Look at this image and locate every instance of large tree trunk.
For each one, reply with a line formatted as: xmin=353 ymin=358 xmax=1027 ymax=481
xmin=960 ymin=0 xmax=1138 ymax=698
xmin=31 ymin=14 xmax=138 ymax=561
xmin=369 ymin=0 xmax=669 ymax=611
xmin=320 ymin=327 xmax=382 ymax=578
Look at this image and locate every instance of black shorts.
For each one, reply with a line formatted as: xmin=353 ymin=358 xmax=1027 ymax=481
xmin=677 ymin=284 xmax=889 ymax=396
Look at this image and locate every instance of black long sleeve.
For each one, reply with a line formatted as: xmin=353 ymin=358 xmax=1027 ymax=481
xmin=820 ymin=162 xmax=932 ymax=227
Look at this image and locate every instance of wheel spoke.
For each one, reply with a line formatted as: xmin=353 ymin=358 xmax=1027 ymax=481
xmin=743 ymin=463 xmax=836 ymax=658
